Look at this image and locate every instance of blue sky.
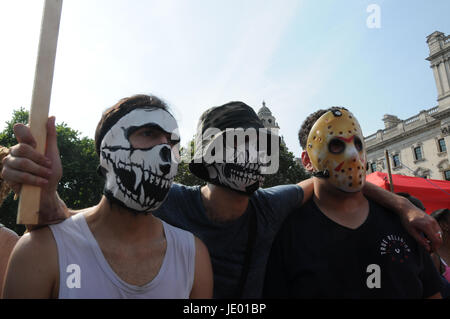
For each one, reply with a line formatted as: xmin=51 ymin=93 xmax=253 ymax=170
xmin=1 ymin=0 xmax=449 ymax=157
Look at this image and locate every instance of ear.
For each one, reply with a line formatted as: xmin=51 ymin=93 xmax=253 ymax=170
xmin=301 ymin=151 xmax=315 ymax=172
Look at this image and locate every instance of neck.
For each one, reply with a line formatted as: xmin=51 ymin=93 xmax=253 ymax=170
xmin=201 ymin=183 xmax=250 ymax=223
xmin=85 ymin=196 xmax=162 ymax=245
xmin=313 ymin=177 xmax=369 ymax=229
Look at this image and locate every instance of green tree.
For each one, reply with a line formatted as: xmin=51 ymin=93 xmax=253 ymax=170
xmin=0 ymin=108 xmax=30 ymax=234
xmin=55 ymin=123 xmax=104 ymax=210
xmin=175 ymin=160 xmax=206 ymax=187
xmin=174 ymin=139 xmax=205 ymax=186
xmin=0 ymin=107 xmax=29 ymax=147
xmin=261 ymin=141 xmax=310 ymax=188
xmin=0 ymin=109 xmax=104 ymax=234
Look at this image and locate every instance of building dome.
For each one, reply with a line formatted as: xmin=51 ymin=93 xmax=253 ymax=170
xmin=258 ymin=101 xmax=272 ymax=117
xmin=257 ymin=101 xmax=279 ymax=129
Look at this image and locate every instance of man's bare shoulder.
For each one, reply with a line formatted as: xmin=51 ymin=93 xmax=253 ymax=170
xmin=3 ymin=226 xmax=58 ymax=298
xmin=0 ymin=227 xmax=19 ymax=248
xmin=13 ymin=226 xmax=57 ymax=263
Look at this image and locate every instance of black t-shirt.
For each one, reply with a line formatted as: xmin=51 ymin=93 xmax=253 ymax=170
xmin=153 ymin=183 xmax=304 ymax=298
xmin=263 ymin=199 xmax=442 ymax=299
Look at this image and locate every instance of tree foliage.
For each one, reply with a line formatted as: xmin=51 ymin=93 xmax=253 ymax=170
xmin=174 ymin=160 xmax=206 ymax=187
xmin=0 ymin=107 xmax=29 ymax=147
xmin=261 ymin=142 xmax=310 ymax=188
xmin=0 ymin=109 xmax=104 ymax=234
xmin=55 ymin=123 xmax=104 ymax=210
xmin=174 ymin=139 xmax=206 ymax=187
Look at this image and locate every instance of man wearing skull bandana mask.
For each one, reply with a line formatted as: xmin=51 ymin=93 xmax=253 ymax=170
xmin=263 ymin=107 xmax=442 ymax=299
xmin=2 ymin=102 xmax=443 ymax=298
xmin=2 ymin=95 xmax=213 ymax=298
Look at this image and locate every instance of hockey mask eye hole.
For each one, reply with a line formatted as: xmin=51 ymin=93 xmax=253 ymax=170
xmin=328 ymin=138 xmax=345 ymax=154
xmin=354 ymin=137 xmax=363 ymax=152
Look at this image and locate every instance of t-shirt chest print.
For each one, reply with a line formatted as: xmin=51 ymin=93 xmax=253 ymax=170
xmin=379 ymin=234 xmax=411 ymax=263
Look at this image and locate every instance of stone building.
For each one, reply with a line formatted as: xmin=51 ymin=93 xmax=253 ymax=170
xmin=257 ymin=101 xmax=280 ymax=130
xmin=257 ymin=100 xmax=288 ymax=144
xmin=365 ymin=31 xmax=450 ymax=181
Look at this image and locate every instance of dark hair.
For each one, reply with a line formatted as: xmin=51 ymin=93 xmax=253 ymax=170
xmin=431 ymin=208 xmax=450 ymax=225
xmin=94 ymin=94 xmax=171 ymax=155
xmin=298 ymin=106 xmax=348 ymax=149
xmin=396 ymin=192 xmax=426 ymax=211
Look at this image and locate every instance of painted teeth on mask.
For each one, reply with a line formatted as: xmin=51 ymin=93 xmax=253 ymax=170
xmin=145 ymin=198 xmax=155 ymax=208
xmin=132 ymin=166 xmax=142 ymax=191
xmin=139 ymin=184 xmax=145 ymax=205
xmin=113 ymin=162 xmax=173 ymax=206
xmin=230 ymin=170 xmax=258 ymax=183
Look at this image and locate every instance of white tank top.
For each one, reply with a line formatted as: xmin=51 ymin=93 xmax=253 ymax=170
xmin=49 ymin=213 xmax=195 ymax=299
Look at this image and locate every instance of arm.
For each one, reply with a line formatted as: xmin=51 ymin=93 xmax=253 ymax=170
xmin=2 ymin=227 xmax=58 ymax=298
xmin=189 ymin=236 xmax=213 ymax=299
xmin=362 ymin=182 xmax=442 ymax=252
xmin=0 ymin=228 xmax=19 ymax=296
xmin=297 ymin=178 xmax=314 ymax=205
xmin=1 ymin=118 xmax=72 ymax=228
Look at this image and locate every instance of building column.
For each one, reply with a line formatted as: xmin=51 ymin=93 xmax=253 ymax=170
xmin=446 ymin=59 xmax=450 ymax=90
xmin=442 ymin=119 xmax=450 ymax=170
xmin=439 ymin=60 xmax=450 ymax=93
xmin=433 ymin=64 xmax=444 ymax=97
xmin=445 ymin=134 xmax=450 ymax=176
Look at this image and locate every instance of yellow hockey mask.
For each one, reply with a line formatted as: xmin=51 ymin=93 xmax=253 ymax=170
xmin=306 ymin=109 xmax=367 ymax=192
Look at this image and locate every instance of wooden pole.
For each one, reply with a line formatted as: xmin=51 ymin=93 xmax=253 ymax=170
xmin=384 ymin=149 xmax=394 ymax=193
xmin=17 ymin=0 xmax=63 ymax=225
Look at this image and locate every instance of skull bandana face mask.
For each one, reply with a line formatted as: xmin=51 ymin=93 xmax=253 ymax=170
xmin=205 ymin=162 xmax=265 ymax=195
xmin=99 ymin=108 xmax=180 ymax=213
xmin=306 ymin=108 xmax=367 ymax=193
xmin=203 ymin=131 xmax=267 ymax=195
xmin=188 ymin=101 xmax=275 ymax=196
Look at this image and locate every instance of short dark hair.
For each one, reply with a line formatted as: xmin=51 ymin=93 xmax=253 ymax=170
xmin=94 ymin=94 xmax=171 ymax=155
xmin=298 ymin=106 xmax=348 ymax=149
xmin=431 ymin=208 xmax=450 ymax=226
xmin=396 ymin=192 xmax=426 ymax=211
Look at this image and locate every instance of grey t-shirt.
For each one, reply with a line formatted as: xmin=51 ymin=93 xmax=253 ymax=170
xmin=153 ymin=183 xmax=304 ymax=298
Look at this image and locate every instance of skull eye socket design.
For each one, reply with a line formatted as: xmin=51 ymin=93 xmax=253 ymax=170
xmin=126 ymin=124 xmax=179 ymax=148
xmin=354 ymin=136 xmax=363 ymax=152
xmin=328 ymin=138 xmax=345 ymax=154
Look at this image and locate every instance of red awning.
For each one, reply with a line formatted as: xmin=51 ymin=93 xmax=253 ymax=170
xmin=366 ymin=172 xmax=450 ymax=214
